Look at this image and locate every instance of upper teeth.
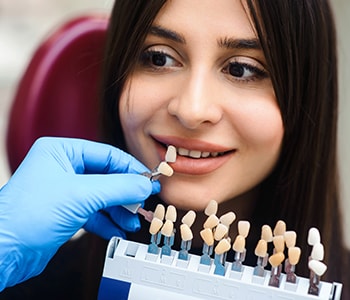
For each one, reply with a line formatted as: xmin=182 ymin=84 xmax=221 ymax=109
xmin=177 ymin=147 xmax=223 ymax=158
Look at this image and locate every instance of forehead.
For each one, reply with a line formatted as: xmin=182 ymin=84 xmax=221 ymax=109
xmin=153 ymin=0 xmax=257 ymax=40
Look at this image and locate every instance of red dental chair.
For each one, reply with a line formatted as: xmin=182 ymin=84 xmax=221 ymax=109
xmin=6 ymin=13 xmax=109 ymax=172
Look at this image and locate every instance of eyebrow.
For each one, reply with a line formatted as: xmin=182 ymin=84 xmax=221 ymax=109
xmin=149 ymin=25 xmax=186 ymax=44
xmin=149 ymin=25 xmax=261 ymax=51
xmin=218 ymin=37 xmax=261 ymax=50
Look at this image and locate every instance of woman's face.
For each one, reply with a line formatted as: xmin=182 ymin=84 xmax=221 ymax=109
xmin=119 ymin=0 xmax=284 ymax=211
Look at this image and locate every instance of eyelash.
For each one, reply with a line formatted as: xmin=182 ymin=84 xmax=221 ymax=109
xmin=139 ymin=49 xmax=268 ymax=82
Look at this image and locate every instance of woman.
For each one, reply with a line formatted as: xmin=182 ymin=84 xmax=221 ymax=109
xmin=97 ymin=0 xmax=348 ymax=298
xmin=2 ymin=0 xmax=347 ymax=299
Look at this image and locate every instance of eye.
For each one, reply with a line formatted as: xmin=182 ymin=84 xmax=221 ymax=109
xmin=223 ymin=59 xmax=268 ymax=82
xmin=140 ymin=49 xmax=181 ymax=70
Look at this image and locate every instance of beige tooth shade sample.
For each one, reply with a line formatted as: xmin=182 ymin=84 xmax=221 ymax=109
xmin=261 ymin=225 xmax=273 ymax=242
xmin=219 ymin=211 xmax=236 ymax=227
xmin=203 ymin=214 xmax=220 ymax=229
xmin=165 ymin=145 xmax=177 ymax=163
xmin=288 ymin=246 xmax=301 ymax=265
xmin=232 ymin=235 xmax=246 ymax=253
xmin=180 ymin=223 xmax=193 ymax=241
xmin=200 ymin=228 xmax=215 ymax=246
xmin=181 ymin=210 xmax=196 ymax=228
xmin=149 ymin=218 xmax=163 ymax=235
xmin=165 ymin=205 xmax=177 ymax=222
xmin=273 ymin=220 xmax=286 ymax=236
xmin=204 ymin=199 xmax=218 ymax=216
xmin=284 ymin=231 xmax=297 ymax=248
xmin=153 ymin=204 xmax=165 ymax=220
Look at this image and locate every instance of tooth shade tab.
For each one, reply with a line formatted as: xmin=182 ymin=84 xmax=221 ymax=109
xmin=180 ymin=224 xmax=193 ymax=241
xmin=238 ymin=221 xmax=250 ymax=238
xmin=214 ymin=223 xmax=229 ymax=241
xmin=161 ymin=220 xmax=174 ymax=237
xmin=200 ymin=228 xmax=214 ymax=246
xmin=203 ymin=214 xmax=220 ymax=229
xmin=311 ymin=243 xmax=324 ymax=261
xmin=204 ymin=200 xmax=218 ymax=216
xmin=261 ymin=225 xmax=273 ymax=242
xmin=288 ymin=247 xmax=301 ymax=265
xmin=165 ymin=205 xmax=177 ymax=222
xmin=219 ymin=211 xmax=236 ymax=227
xmin=284 ymin=231 xmax=297 ymax=248
xmin=308 ymin=227 xmax=321 ymax=246
xmin=309 ymin=260 xmax=327 ymax=276
xmin=165 ymin=145 xmax=177 ymax=163
xmin=215 ymin=238 xmax=231 ymax=255
xmin=181 ymin=210 xmax=196 ymax=227
xmin=255 ymin=239 xmax=268 ymax=257
xmin=273 ymin=235 xmax=285 ymax=253
xmin=153 ymin=204 xmax=165 ymax=220
xmin=269 ymin=252 xmax=285 ymax=268
xmin=232 ymin=235 xmax=246 ymax=253
xmin=149 ymin=218 xmax=163 ymax=235
xmin=157 ymin=161 xmax=174 ymax=177
xmin=273 ymin=220 xmax=286 ymax=236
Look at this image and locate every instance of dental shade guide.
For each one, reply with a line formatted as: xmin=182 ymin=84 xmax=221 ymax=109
xmin=99 ymin=236 xmax=342 ymax=300
xmin=122 ymin=145 xmax=176 ymax=221
xmin=99 ymin=206 xmax=343 ymax=300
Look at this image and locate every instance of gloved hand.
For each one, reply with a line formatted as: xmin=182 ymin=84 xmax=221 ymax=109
xmin=0 ymin=137 xmax=160 ymax=291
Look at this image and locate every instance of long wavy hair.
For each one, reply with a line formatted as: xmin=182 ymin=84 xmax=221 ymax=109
xmin=99 ymin=0 xmax=348 ymax=295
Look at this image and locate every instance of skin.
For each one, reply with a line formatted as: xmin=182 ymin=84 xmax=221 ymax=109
xmin=119 ymin=0 xmax=284 ymax=218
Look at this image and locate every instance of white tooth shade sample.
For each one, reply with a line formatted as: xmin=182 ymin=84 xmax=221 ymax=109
xmin=165 ymin=145 xmax=177 ymax=163
xmin=309 ymin=259 xmax=327 ymax=276
xmin=311 ymin=243 xmax=325 ymax=261
xmin=308 ymin=227 xmax=321 ymax=246
xmin=238 ymin=221 xmax=250 ymax=238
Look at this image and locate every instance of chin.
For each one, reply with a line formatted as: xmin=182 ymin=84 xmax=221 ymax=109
xmin=159 ymin=192 xmax=204 ymax=211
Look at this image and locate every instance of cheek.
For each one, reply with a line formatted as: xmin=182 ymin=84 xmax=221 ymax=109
xmin=232 ymin=100 xmax=284 ymax=151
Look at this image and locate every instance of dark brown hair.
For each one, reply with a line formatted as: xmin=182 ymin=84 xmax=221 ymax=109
xmin=99 ymin=0 xmax=348 ymax=296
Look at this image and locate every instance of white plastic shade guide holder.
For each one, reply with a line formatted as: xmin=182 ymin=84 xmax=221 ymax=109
xmin=98 ymin=237 xmax=342 ymax=300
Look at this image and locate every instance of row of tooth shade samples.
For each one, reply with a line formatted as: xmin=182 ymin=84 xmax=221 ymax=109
xmin=147 ymin=200 xmax=330 ymax=297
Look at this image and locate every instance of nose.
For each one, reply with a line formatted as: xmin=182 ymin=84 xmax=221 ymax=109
xmin=167 ymin=69 xmax=222 ymax=129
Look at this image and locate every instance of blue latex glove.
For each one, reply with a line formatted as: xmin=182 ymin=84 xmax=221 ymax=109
xmin=0 ymin=137 xmax=160 ymax=291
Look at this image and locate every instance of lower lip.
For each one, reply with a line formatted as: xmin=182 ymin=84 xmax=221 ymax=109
xmin=155 ymin=144 xmax=234 ymax=175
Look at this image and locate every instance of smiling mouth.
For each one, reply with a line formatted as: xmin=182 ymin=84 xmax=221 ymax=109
xmin=160 ymin=143 xmax=235 ymax=159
